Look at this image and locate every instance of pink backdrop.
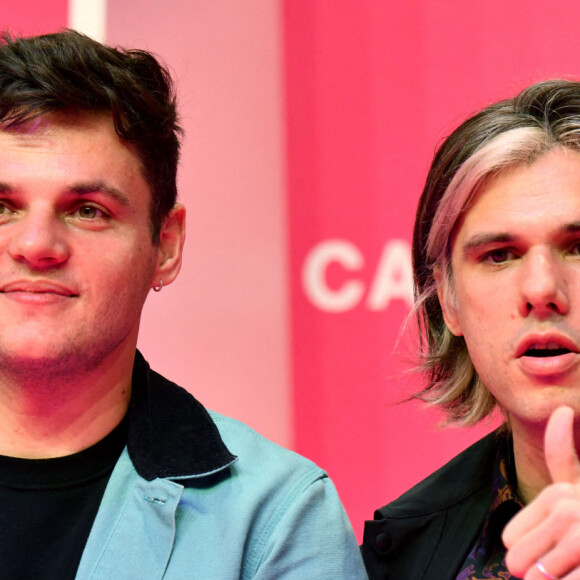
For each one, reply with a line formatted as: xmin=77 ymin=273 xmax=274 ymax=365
xmin=283 ymin=0 xmax=580 ymax=537
xmin=0 ymin=1 xmax=66 ymax=36
xmin=5 ymin=0 xmax=580 ymax=542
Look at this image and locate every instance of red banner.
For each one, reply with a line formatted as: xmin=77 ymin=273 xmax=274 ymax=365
xmin=284 ymin=0 xmax=580 ymax=537
xmin=0 ymin=1 xmax=66 ymax=36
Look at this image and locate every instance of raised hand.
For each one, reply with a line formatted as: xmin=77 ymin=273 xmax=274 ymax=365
xmin=503 ymin=406 xmax=580 ymax=579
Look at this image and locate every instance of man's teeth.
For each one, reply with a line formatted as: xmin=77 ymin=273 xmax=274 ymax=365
xmin=530 ymin=342 xmax=562 ymax=350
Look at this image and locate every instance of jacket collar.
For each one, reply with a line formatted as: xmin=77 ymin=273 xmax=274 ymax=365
xmin=126 ymin=351 xmax=237 ymax=481
xmin=362 ymin=431 xmax=500 ymax=580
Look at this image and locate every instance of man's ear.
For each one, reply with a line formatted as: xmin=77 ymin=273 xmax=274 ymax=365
xmin=152 ymin=204 xmax=186 ymax=288
xmin=433 ymin=265 xmax=463 ymax=337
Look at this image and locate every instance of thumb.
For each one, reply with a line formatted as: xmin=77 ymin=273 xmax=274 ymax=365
xmin=545 ymin=405 xmax=580 ymax=484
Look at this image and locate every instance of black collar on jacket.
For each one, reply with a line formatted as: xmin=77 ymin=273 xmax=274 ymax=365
xmin=126 ymin=351 xmax=237 ymax=481
xmin=362 ymin=431 xmax=501 ymax=580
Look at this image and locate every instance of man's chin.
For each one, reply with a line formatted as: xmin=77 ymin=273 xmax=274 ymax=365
xmin=0 ymin=347 xmax=103 ymax=382
xmin=0 ymin=328 xmax=136 ymax=384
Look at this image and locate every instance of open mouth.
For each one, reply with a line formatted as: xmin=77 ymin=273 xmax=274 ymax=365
xmin=517 ymin=338 xmax=579 ymax=375
xmin=524 ymin=345 xmax=572 ymax=358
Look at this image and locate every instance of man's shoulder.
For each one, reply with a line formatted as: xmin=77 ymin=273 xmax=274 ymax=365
xmin=208 ymin=410 xmax=327 ymax=484
xmin=378 ymin=430 xmax=500 ymax=518
xmin=133 ymin=353 xmax=329 ymax=486
xmin=90 ymin=376 xmax=366 ymax=579
xmin=165 ymin=410 xmax=364 ymax=577
xmin=361 ymin=431 xmax=500 ymax=579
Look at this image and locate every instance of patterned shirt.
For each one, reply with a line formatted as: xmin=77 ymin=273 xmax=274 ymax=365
xmin=456 ymin=436 xmax=524 ymax=580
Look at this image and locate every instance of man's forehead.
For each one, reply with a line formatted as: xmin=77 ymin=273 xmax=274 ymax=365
xmin=0 ymin=111 xmax=146 ymax=180
xmin=0 ymin=110 xmax=114 ymax=140
xmin=0 ymin=109 xmax=151 ymax=209
xmin=445 ymin=149 xmax=580 ymax=254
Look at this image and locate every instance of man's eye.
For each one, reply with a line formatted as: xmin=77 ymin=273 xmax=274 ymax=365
xmin=0 ymin=202 xmax=16 ymax=216
xmin=76 ymin=205 xmax=104 ymax=219
xmin=484 ymin=249 xmax=513 ymax=263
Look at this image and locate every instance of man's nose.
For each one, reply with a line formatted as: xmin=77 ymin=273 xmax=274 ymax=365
xmin=7 ymin=208 xmax=70 ymax=268
xmin=519 ymin=249 xmax=569 ymax=317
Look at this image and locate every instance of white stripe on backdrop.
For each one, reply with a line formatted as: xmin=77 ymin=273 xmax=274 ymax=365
xmin=68 ymin=0 xmax=106 ymax=41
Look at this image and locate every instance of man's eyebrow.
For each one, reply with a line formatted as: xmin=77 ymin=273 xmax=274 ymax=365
xmin=461 ymin=222 xmax=580 ymax=256
xmin=0 ymin=181 xmax=132 ymax=207
xmin=70 ymin=182 xmax=131 ymax=206
xmin=461 ymin=233 xmax=515 ymax=256
xmin=564 ymin=221 xmax=580 ymax=234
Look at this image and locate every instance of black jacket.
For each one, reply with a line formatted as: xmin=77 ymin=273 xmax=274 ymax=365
xmin=362 ymin=431 xmax=501 ymax=579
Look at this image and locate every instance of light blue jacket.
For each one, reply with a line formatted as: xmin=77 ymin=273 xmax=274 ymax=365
xmin=75 ymin=353 xmax=367 ymax=579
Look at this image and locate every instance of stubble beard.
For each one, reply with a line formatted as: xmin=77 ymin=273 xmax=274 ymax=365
xmin=0 ymin=256 xmax=156 ymax=393
xmin=0 ymin=326 xmax=135 ymax=394
xmin=0 ymin=290 xmax=146 ymax=393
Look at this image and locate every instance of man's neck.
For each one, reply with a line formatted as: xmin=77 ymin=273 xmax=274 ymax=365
xmin=0 ymin=347 xmax=134 ymax=459
xmin=511 ymin=415 xmax=580 ymax=504
xmin=511 ymin=423 xmax=548 ymax=504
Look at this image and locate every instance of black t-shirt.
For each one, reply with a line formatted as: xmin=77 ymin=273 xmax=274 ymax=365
xmin=0 ymin=416 xmax=128 ymax=580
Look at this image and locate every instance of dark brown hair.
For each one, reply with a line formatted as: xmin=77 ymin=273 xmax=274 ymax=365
xmin=0 ymin=29 xmax=182 ymax=243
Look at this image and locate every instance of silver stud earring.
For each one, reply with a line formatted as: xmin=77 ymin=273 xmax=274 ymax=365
xmin=153 ymin=280 xmax=163 ymax=292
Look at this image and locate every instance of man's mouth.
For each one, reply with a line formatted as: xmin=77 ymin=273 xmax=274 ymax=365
xmin=517 ymin=335 xmax=580 ymax=376
xmin=524 ymin=343 xmax=573 ymax=358
xmin=0 ymin=280 xmax=77 ymax=297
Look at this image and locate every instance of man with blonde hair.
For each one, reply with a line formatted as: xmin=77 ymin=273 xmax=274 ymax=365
xmin=363 ymin=79 xmax=580 ymax=579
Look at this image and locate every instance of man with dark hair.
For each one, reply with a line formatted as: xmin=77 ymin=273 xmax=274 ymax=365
xmin=0 ymin=30 xmax=365 ymax=579
xmin=363 ymin=80 xmax=580 ymax=579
